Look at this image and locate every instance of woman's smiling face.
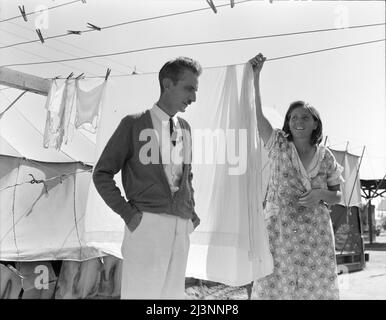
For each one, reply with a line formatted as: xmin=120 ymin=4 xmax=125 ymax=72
xmin=289 ymin=106 xmax=318 ymax=141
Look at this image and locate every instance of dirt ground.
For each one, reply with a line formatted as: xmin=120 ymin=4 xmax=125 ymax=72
xmin=185 ymin=231 xmax=386 ymax=300
xmin=339 ymin=231 xmax=386 ymax=300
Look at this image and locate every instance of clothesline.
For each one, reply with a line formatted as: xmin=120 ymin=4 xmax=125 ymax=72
xmin=2 ymin=21 xmax=384 ymax=69
xmin=0 ymin=90 xmax=96 ymax=163
xmin=0 ymin=0 xmax=84 ymax=24
xmin=0 ymin=0 xmax=248 ymax=50
xmin=38 ymin=37 xmax=384 ymax=79
xmin=0 ymin=0 xmax=379 ymax=25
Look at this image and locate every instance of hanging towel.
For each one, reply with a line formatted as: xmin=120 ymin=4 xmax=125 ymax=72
xmin=43 ymin=79 xmax=76 ymax=149
xmin=43 ymin=79 xmax=106 ymax=149
xmin=75 ymin=80 xmax=106 ymax=133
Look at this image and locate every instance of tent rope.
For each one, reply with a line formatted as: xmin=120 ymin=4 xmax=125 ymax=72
xmin=0 ymin=168 xmax=92 ymax=192
xmin=73 ymin=173 xmax=84 ymax=260
xmin=0 ymin=90 xmax=28 ymax=119
xmin=11 ymin=158 xmax=22 ymax=259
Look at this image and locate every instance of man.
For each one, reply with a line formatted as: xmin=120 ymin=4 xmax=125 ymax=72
xmin=93 ymin=57 xmax=201 ymax=299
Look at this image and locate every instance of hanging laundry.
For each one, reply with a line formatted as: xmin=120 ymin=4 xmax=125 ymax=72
xmin=43 ymin=79 xmax=106 ymax=149
xmin=75 ymin=80 xmax=106 ymax=133
xmin=43 ymin=79 xmax=76 ymax=150
xmin=239 ymin=63 xmax=274 ymax=280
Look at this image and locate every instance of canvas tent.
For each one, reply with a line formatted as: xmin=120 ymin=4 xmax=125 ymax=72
xmin=0 ymin=154 xmax=93 ymax=261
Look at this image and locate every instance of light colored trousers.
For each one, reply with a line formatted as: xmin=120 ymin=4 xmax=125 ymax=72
xmin=120 ymin=212 xmax=193 ymax=299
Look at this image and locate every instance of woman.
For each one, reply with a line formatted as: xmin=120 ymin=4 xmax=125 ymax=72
xmin=249 ymin=53 xmax=343 ymax=300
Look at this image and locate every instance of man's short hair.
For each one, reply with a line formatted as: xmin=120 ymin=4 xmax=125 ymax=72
xmin=159 ymin=57 xmax=202 ymax=93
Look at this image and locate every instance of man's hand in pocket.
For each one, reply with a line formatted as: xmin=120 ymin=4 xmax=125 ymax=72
xmin=127 ymin=212 xmax=143 ymax=232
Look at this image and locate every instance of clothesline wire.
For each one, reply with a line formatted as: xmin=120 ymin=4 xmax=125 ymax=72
xmin=1 ymin=21 xmax=384 ymax=69
xmin=0 ymin=0 xmax=251 ymax=50
xmin=0 ymin=168 xmax=92 ymax=193
xmin=3 ymin=22 xmax=142 ymax=75
xmin=0 ymin=0 xmax=383 ymax=25
xmin=0 ymin=0 xmax=382 ymax=28
xmin=0 ymin=30 xmax=108 ymax=77
xmin=32 ymin=38 xmax=384 ymax=79
xmin=0 ymin=0 xmax=84 ymax=24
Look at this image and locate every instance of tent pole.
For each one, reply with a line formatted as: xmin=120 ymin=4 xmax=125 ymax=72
xmin=368 ymin=198 xmax=373 ymax=244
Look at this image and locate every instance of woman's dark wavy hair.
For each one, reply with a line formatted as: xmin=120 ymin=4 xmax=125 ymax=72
xmin=282 ymin=100 xmax=323 ymax=145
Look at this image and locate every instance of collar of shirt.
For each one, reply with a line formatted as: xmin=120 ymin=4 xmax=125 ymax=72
xmin=151 ymin=104 xmax=180 ymax=131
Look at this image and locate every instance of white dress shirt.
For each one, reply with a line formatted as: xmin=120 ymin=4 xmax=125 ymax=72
xmin=149 ymin=104 xmax=184 ymax=194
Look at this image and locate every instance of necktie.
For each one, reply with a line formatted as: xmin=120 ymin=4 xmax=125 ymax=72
xmin=169 ymin=117 xmax=176 ymax=146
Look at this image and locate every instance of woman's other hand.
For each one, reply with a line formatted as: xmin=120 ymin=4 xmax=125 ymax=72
xmin=298 ymin=189 xmax=322 ymax=208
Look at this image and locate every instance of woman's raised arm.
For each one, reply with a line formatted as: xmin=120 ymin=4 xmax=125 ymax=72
xmin=249 ymin=53 xmax=273 ymax=145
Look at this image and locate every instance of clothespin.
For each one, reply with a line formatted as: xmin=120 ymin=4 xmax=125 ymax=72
xmin=18 ymin=5 xmax=28 ymax=22
xmin=67 ymin=30 xmax=82 ymax=35
xmin=105 ymin=68 xmax=111 ymax=81
xmin=81 ymin=0 xmax=87 ymax=3
xmin=206 ymin=0 xmax=217 ymax=13
xmin=131 ymin=66 xmax=138 ymax=75
xmin=36 ymin=29 xmax=44 ymax=43
xmin=75 ymin=73 xmax=85 ymax=80
xmin=230 ymin=0 xmax=234 ymax=8
xmin=59 ymin=174 xmax=65 ymax=184
xmin=86 ymin=23 xmax=101 ymax=31
xmin=66 ymin=72 xmax=74 ymax=79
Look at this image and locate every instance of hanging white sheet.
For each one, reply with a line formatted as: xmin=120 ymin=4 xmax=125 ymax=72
xmin=330 ymin=149 xmax=362 ymax=207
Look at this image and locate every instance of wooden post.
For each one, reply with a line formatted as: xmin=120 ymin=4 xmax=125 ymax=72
xmin=368 ymin=199 xmax=373 ymax=244
xmin=0 ymin=67 xmax=50 ymax=96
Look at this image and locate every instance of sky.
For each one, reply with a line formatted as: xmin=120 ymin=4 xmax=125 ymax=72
xmin=0 ymin=0 xmax=385 ymax=205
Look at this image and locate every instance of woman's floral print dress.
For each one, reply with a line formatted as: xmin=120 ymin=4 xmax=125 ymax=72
xmin=252 ymin=129 xmax=344 ymax=300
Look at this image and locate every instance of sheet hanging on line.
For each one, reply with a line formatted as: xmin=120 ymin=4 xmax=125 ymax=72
xmin=184 ymin=64 xmax=273 ymax=286
xmin=330 ymin=149 xmax=362 ymax=207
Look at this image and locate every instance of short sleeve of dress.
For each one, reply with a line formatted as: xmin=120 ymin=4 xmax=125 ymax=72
xmin=264 ymin=128 xmax=288 ymax=155
xmin=324 ymin=148 xmax=344 ymax=186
